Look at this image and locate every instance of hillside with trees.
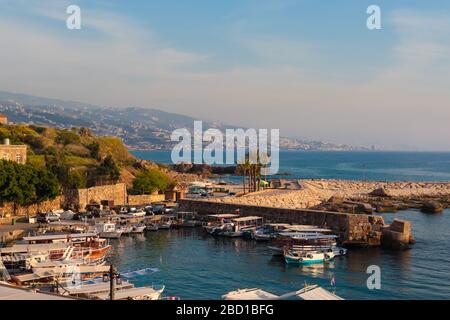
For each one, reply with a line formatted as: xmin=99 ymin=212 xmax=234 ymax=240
xmin=0 ymin=124 xmax=177 ymax=199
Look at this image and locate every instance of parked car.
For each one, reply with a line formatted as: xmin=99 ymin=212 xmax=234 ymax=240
xmin=73 ymin=212 xmax=94 ymax=220
xmin=37 ymin=212 xmax=61 ymax=223
xmin=93 ymin=210 xmax=111 ymax=218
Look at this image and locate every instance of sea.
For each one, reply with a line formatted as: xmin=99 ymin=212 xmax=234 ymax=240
xmin=107 ymin=151 xmax=450 ymax=300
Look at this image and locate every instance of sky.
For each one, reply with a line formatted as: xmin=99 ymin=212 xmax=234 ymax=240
xmin=0 ymin=0 xmax=450 ymax=150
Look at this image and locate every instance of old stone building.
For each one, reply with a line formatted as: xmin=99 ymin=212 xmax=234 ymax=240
xmin=0 ymin=114 xmax=7 ymax=125
xmin=0 ymin=138 xmax=27 ymax=164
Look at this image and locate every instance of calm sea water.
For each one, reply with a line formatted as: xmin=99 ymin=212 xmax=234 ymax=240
xmin=131 ymin=150 xmax=450 ymax=182
xmin=113 ymin=151 xmax=450 ymax=300
xmin=108 ymin=210 xmax=450 ymax=300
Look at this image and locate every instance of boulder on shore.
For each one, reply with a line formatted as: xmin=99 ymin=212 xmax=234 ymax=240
xmin=421 ymin=201 xmax=444 ymax=214
xmin=369 ymin=187 xmax=392 ymax=198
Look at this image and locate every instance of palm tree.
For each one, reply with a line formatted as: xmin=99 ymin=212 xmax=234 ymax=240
xmin=237 ymin=157 xmax=251 ymax=194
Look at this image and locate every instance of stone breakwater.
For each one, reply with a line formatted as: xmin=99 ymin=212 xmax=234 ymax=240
xmin=179 ymin=199 xmax=414 ymax=249
xmin=209 ymin=179 xmax=450 ymax=211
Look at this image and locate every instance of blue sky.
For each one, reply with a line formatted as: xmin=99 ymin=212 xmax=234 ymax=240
xmin=1 ymin=1 xmax=450 ymax=150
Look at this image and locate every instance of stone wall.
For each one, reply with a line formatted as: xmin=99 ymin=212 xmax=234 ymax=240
xmin=63 ymin=183 xmax=127 ymax=211
xmin=0 ymin=183 xmax=165 ymax=218
xmin=179 ymin=199 xmax=390 ymax=246
xmin=127 ymin=194 xmax=165 ymax=206
xmin=0 ymin=196 xmax=63 ymax=217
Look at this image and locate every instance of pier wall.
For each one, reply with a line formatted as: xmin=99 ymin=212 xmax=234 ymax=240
xmin=179 ymin=199 xmax=388 ymax=246
xmin=127 ymin=194 xmax=165 ymax=206
xmin=63 ymin=183 xmax=127 ymax=211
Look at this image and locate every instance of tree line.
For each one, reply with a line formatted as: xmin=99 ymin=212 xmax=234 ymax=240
xmin=0 ymin=160 xmax=60 ymax=214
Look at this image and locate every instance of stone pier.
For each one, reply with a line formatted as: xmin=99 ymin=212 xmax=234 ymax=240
xmin=179 ymin=199 xmax=414 ymax=248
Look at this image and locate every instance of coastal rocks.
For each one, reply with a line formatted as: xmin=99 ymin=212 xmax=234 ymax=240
xmin=381 ymin=219 xmax=415 ymax=249
xmin=356 ymin=203 xmax=373 ymax=214
xmin=374 ymin=200 xmax=398 ymax=213
xmin=421 ymin=201 xmax=444 ymax=214
xmin=369 ymin=187 xmax=392 ymax=198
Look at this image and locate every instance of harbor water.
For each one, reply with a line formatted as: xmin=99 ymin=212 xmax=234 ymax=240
xmin=108 ymin=209 xmax=450 ymax=300
xmin=114 ymin=151 xmax=450 ymax=299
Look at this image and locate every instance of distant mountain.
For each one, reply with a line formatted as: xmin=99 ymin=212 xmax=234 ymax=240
xmin=0 ymin=90 xmax=365 ymax=151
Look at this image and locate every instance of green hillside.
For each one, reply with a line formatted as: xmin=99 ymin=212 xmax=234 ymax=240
xmin=0 ymin=124 xmax=137 ymax=189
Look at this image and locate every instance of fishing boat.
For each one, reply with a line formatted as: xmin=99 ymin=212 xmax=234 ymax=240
xmin=175 ymin=211 xmax=200 ymax=228
xmin=251 ymin=224 xmax=289 ymax=241
xmin=117 ymin=225 xmax=133 ymax=235
xmin=284 ymin=250 xmax=334 ymax=265
xmin=158 ymin=215 xmax=176 ymax=229
xmin=94 ymin=223 xmax=123 ymax=239
xmin=12 ymin=234 xmax=112 ymax=263
xmin=221 ymin=216 xmax=263 ymax=237
xmin=145 ymin=223 xmax=159 ymax=231
xmin=11 ymin=263 xmax=111 ymax=286
xmin=267 ymin=233 xmax=339 ymax=256
xmin=203 ymin=214 xmax=240 ymax=235
xmin=130 ymin=224 xmax=146 ymax=234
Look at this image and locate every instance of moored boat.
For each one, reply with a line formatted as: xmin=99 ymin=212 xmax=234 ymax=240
xmin=131 ymin=224 xmax=146 ymax=234
xmin=284 ymin=250 xmax=334 ymax=265
xmin=145 ymin=223 xmax=159 ymax=231
xmin=95 ymin=223 xmax=123 ymax=239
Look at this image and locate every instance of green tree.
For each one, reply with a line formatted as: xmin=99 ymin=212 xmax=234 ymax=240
xmin=35 ymin=168 xmax=60 ymax=202
xmin=55 ymin=129 xmax=80 ymax=146
xmin=67 ymin=171 xmax=87 ymax=189
xmin=97 ymin=155 xmax=121 ymax=182
xmin=0 ymin=161 xmax=61 ymax=215
xmin=133 ymin=169 xmax=172 ymax=194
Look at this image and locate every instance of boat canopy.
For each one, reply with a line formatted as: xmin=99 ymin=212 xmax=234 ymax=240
xmin=278 ymin=232 xmax=338 ymax=239
xmin=285 ymin=225 xmax=332 ymax=233
xmin=0 ymin=283 xmax=75 ymax=300
xmin=222 ymin=288 xmax=278 ymax=300
xmin=222 ymin=285 xmax=344 ymax=300
xmin=232 ymin=216 xmax=263 ymax=222
xmin=295 ymin=285 xmax=344 ymax=300
xmin=22 ymin=233 xmax=98 ymax=242
xmin=63 ymin=281 xmax=133 ymax=295
xmin=207 ymin=214 xmax=239 ymax=219
xmin=92 ymin=286 xmax=164 ymax=300
xmin=0 ymin=243 xmax=69 ymax=254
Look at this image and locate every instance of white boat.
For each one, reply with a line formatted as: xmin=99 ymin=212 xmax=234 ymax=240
xmin=131 ymin=224 xmax=146 ymax=234
xmin=117 ymin=225 xmax=133 ymax=235
xmin=223 ymin=284 xmax=343 ymax=300
xmin=284 ymin=250 xmax=334 ymax=265
xmin=92 ymin=285 xmax=165 ymax=300
xmin=221 ymin=216 xmax=263 ymax=238
xmin=95 ymin=223 xmax=123 ymax=239
xmin=158 ymin=222 xmax=172 ymax=230
xmin=145 ymin=223 xmax=159 ymax=231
